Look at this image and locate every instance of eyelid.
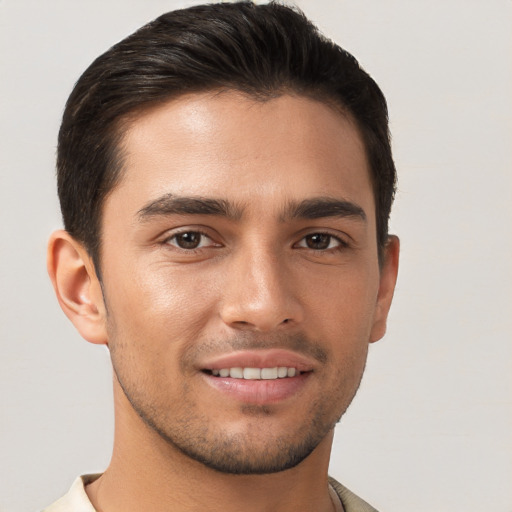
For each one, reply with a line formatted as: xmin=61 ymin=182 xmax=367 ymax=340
xmin=300 ymin=234 xmax=342 ymax=248
xmin=162 ymin=227 xmax=222 ymax=250
xmin=294 ymin=230 xmax=350 ymax=249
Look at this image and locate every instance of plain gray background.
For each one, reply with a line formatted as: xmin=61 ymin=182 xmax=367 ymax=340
xmin=1 ymin=1 xmax=511 ymax=510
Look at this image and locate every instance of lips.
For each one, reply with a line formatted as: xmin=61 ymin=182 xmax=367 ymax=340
xmin=199 ymin=348 xmax=316 ymax=373
xmin=198 ymin=349 xmax=315 ymax=404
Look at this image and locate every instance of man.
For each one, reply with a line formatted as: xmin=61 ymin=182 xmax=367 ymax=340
xmin=44 ymin=2 xmax=399 ymax=511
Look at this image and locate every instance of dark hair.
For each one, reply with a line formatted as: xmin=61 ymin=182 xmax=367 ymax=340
xmin=57 ymin=1 xmax=396 ymax=269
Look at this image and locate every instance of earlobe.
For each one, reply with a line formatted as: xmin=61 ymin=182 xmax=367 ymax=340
xmin=369 ymin=235 xmax=400 ymax=343
xmin=47 ymin=230 xmax=108 ymax=345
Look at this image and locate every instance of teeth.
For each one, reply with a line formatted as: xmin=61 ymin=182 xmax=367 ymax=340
xmin=210 ymin=366 xmax=299 ymax=380
xmin=243 ymin=367 xmax=261 ymax=379
xmin=261 ymin=367 xmax=278 ymax=379
xmin=230 ymin=367 xmax=244 ymax=379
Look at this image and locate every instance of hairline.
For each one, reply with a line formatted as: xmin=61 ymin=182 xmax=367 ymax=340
xmin=91 ymin=86 xmax=384 ymax=278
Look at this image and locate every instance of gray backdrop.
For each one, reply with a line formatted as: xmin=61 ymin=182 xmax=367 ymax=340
xmin=1 ymin=1 xmax=511 ymax=510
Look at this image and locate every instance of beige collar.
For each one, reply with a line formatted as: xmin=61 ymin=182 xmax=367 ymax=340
xmin=329 ymin=483 xmax=345 ymax=512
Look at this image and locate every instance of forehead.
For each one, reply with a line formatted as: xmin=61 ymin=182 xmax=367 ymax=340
xmin=113 ymin=91 xmax=374 ymax=217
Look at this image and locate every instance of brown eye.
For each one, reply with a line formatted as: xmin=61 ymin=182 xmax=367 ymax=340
xmin=296 ymin=233 xmax=344 ymax=251
xmin=305 ymin=233 xmax=333 ymax=250
xmin=168 ymin=231 xmax=212 ymax=250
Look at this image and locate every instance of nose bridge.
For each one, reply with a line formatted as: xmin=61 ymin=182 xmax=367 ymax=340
xmin=220 ymin=239 xmax=302 ymax=331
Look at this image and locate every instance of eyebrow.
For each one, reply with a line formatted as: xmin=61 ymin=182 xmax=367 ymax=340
xmin=137 ymin=193 xmax=243 ymax=221
xmin=137 ymin=193 xmax=366 ymax=224
xmin=281 ymin=197 xmax=367 ymax=222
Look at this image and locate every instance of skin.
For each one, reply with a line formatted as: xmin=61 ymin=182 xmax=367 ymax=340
xmin=48 ymin=91 xmax=399 ymax=512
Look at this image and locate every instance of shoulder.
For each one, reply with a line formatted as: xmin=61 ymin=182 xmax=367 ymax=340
xmin=41 ymin=474 xmax=101 ymax=512
xmin=329 ymin=476 xmax=380 ymax=512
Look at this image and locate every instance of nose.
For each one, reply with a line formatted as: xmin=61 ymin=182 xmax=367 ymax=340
xmin=219 ymin=246 xmax=304 ymax=332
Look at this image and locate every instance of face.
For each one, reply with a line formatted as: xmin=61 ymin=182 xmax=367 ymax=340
xmin=98 ymin=92 xmax=395 ymax=474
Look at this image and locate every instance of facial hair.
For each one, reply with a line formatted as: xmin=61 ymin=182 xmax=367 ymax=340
xmin=110 ymin=330 xmax=366 ymax=475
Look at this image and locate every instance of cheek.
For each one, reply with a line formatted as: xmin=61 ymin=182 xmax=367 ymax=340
xmin=103 ymin=260 xmax=221 ymax=351
xmin=304 ymin=264 xmax=380 ymax=337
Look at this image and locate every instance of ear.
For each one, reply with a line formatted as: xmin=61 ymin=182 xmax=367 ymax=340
xmin=47 ymin=230 xmax=108 ymax=345
xmin=369 ymin=235 xmax=400 ymax=343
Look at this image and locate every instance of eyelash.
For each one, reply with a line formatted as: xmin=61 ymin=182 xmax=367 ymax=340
xmin=294 ymin=232 xmax=349 ymax=252
xmin=162 ymin=229 xmax=349 ymax=253
xmin=163 ymin=229 xmax=218 ymax=251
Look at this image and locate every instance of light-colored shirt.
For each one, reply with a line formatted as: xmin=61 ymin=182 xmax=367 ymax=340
xmin=42 ymin=474 xmax=378 ymax=512
xmin=42 ymin=474 xmax=99 ymax=512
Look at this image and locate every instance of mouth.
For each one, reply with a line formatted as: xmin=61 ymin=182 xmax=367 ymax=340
xmin=198 ymin=350 xmax=315 ymax=404
xmin=203 ymin=366 xmax=305 ymax=380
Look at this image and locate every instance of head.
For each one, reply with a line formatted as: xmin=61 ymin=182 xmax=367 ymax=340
xmin=57 ymin=1 xmax=396 ymax=273
xmin=49 ymin=1 xmax=399 ymax=476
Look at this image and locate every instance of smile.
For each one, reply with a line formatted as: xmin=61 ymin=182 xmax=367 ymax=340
xmin=206 ymin=367 xmax=299 ymax=379
xmin=198 ymin=349 xmax=316 ymax=403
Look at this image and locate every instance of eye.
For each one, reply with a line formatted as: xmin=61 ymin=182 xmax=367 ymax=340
xmin=166 ymin=231 xmax=216 ymax=250
xmin=296 ymin=233 xmax=345 ymax=251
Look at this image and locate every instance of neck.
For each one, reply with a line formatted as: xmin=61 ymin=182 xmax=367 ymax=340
xmin=86 ymin=383 xmax=337 ymax=512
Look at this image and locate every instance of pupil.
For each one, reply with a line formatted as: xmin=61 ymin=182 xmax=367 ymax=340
xmin=307 ymin=234 xmax=330 ymax=250
xmin=177 ymin=232 xmax=200 ymax=249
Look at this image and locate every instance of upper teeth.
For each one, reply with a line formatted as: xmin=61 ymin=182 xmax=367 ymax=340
xmin=211 ymin=367 xmax=297 ymax=379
